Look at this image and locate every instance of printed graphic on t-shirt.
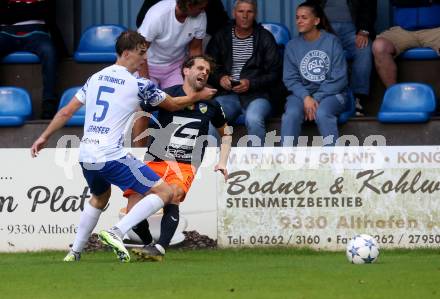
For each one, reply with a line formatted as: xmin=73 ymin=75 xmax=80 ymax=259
xmin=300 ymin=50 xmax=330 ymax=82
xmin=166 ymin=116 xmax=201 ymax=160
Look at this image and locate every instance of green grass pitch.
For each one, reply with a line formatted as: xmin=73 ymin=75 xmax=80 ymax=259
xmin=0 ymin=248 xmax=439 ymax=299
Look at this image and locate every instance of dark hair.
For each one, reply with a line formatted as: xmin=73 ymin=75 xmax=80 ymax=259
xmin=181 ymin=55 xmax=216 ymax=77
xmin=115 ymin=30 xmax=147 ymax=56
xmin=177 ymin=0 xmax=208 ymax=13
xmin=298 ymin=0 xmax=334 ymax=34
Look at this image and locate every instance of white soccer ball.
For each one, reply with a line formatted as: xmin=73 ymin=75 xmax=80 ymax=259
xmin=346 ymin=234 xmax=380 ymax=264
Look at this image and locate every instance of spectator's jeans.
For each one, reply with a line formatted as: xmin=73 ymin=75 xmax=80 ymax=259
xmin=0 ymin=25 xmax=57 ymax=101
xmin=281 ymin=93 xmax=346 ymax=146
xmin=209 ymin=94 xmax=272 ymax=146
xmin=332 ymin=22 xmax=372 ymax=96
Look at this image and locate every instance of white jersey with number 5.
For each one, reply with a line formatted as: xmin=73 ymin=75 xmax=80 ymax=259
xmin=75 ymin=64 xmax=166 ymax=163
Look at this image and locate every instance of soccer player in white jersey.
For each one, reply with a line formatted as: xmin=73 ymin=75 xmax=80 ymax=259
xmin=30 ymin=30 xmax=216 ymax=262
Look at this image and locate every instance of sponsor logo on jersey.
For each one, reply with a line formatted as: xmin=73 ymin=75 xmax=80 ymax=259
xmin=199 ymin=103 xmax=208 ymax=114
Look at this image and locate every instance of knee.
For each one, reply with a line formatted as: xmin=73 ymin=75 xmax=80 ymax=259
xmin=171 ymin=185 xmax=185 ymax=204
xmin=151 ymin=182 xmax=173 ymax=205
xmin=372 ymin=38 xmax=392 ymax=57
xmin=126 ymin=193 xmax=143 ymax=212
xmin=89 ymin=188 xmax=111 ymax=210
xmin=245 ymin=112 xmax=264 ymax=127
xmin=90 ymin=198 xmax=107 ymax=210
xmin=315 ymin=107 xmax=336 ymax=124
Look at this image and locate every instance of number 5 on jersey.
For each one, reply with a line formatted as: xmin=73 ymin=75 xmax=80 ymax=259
xmin=93 ymin=86 xmax=114 ymax=122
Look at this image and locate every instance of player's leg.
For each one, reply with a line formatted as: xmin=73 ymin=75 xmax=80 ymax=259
xmin=121 ymin=161 xmax=168 ymax=246
xmin=133 ymin=162 xmax=195 ymax=261
xmin=100 ymin=180 xmax=172 ymax=262
xmin=132 ymin=185 xmax=184 ymax=262
xmin=157 ymin=184 xmax=185 ymax=248
xmin=99 ymin=156 xmax=173 ymax=261
xmin=127 ymin=192 xmax=154 ymax=245
xmin=64 ymin=163 xmax=111 ymax=261
xmin=112 ymin=180 xmax=172 ymax=237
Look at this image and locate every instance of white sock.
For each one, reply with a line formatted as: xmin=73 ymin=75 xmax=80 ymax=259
xmin=115 ymin=194 xmax=164 ymax=235
xmin=155 ymin=244 xmax=166 ymax=254
xmin=71 ymin=202 xmax=102 ymax=253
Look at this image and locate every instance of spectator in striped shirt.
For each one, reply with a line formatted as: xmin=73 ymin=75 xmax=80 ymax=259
xmin=206 ymin=0 xmax=282 ymax=145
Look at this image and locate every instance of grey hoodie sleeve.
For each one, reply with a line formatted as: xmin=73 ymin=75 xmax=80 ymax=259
xmin=313 ymin=37 xmax=348 ymax=102
xmin=283 ymin=41 xmax=311 ymax=101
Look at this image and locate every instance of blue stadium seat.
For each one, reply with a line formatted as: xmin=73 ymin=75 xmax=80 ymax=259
xmin=393 ymin=4 xmax=440 ymax=61
xmin=74 ymin=25 xmax=127 ymax=63
xmin=1 ymin=51 xmax=40 ymax=64
xmin=393 ymin=4 xmax=440 ymax=31
xmin=399 ymin=48 xmax=440 ymax=60
xmin=262 ymin=22 xmax=291 ymax=54
xmin=0 ymin=87 xmax=32 ymax=126
xmin=338 ymin=90 xmax=356 ymax=124
xmin=378 ymin=83 xmax=437 ymax=123
xmin=58 ymin=87 xmax=85 ymax=126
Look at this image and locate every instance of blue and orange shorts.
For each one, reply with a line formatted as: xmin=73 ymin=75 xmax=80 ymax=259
xmin=123 ymin=161 xmax=196 ymax=201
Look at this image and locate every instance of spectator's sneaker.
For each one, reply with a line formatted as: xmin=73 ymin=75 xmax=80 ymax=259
xmin=63 ymin=250 xmax=81 ymax=262
xmin=99 ymin=229 xmax=130 ymax=262
xmin=132 ymin=244 xmax=165 ymax=262
xmin=355 ymin=97 xmax=365 ymax=117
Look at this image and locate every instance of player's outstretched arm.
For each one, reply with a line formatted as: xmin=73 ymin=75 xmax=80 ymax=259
xmin=214 ymin=124 xmax=232 ymax=181
xmin=158 ymin=87 xmax=217 ymax=111
xmin=31 ymin=97 xmax=83 ymax=157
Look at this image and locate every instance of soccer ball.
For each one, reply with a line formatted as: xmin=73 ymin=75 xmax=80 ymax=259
xmin=346 ymin=234 xmax=380 ymax=264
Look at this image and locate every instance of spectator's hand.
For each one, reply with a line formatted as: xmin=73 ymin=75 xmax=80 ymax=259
xmin=31 ymin=136 xmax=48 ymax=158
xmin=304 ymin=96 xmax=318 ymax=121
xmin=232 ymin=79 xmax=250 ymax=93
xmin=196 ymin=87 xmax=217 ymax=100
xmin=220 ymin=75 xmax=232 ymax=91
xmin=355 ymin=33 xmax=369 ymax=49
xmin=215 ymin=164 xmax=229 ymax=181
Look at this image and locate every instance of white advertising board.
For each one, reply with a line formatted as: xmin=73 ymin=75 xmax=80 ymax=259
xmin=0 ymin=148 xmax=218 ymax=252
xmin=218 ymin=147 xmax=440 ymax=250
xmin=4 ymin=146 xmax=440 ymax=252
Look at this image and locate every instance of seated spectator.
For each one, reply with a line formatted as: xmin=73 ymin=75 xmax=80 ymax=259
xmin=136 ymin=0 xmax=229 ymax=40
xmin=206 ymin=0 xmax=282 ymax=145
xmin=0 ymin=0 xmax=62 ymax=119
xmin=137 ymin=0 xmax=208 ymax=89
xmin=281 ymin=0 xmax=348 ymax=146
xmin=372 ymin=0 xmax=440 ymax=87
xmin=318 ymin=0 xmax=377 ymax=116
